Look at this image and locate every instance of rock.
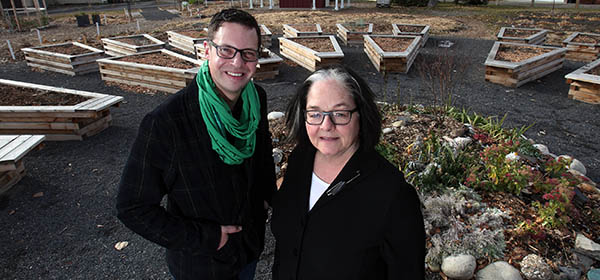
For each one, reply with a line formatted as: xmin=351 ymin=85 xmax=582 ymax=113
xmin=505 ymin=152 xmax=520 ymax=162
xmin=382 ymin=127 xmax=393 ymax=134
xmin=557 ymin=155 xmax=586 ymax=175
xmin=575 ymin=233 xmax=600 ymax=261
xmin=589 ymin=269 xmax=600 ymax=280
xmin=520 ymin=254 xmax=553 ymax=280
xmin=579 ymin=182 xmax=600 ymax=194
xmin=453 ymin=137 xmax=472 ymax=150
xmin=441 ymin=254 xmax=476 ymax=280
xmin=572 ymin=251 xmax=594 ymax=272
xmin=558 ymin=266 xmax=581 ymax=280
xmin=572 ymin=188 xmax=589 ymax=206
xmin=427 ymin=261 xmax=441 ymax=272
xmin=267 ymin=111 xmax=284 ymax=120
xmin=391 ymin=120 xmax=405 ymax=128
xmin=533 ymin=144 xmax=549 ymax=155
xmin=476 ymin=261 xmax=522 ymax=280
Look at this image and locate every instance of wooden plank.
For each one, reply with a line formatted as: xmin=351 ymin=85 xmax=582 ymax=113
xmin=0 ymin=135 xmax=44 ymax=167
xmin=0 ymin=160 xmax=25 ymax=196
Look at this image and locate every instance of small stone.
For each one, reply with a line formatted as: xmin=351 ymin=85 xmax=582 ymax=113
xmin=520 ymin=254 xmax=553 ymax=280
xmin=569 ymin=159 xmax=587 ymax=176
xmin=114 ymin=241 xmax=128 ymax=251
xmin=428 ymin=261 xmax=440 ymax=272
xmin=558 ymin=266 xmax=581 ymax=280
xmin=572 ymin=252 xmax=594 ymax=272
xmin=505 ymin=152 xmax=520 ymax=162
xmin=575 ymin=233 xmax=600 ymax=261
xmin=32 ymin=192 xmax=44 ymax=198
xmin=579 ymin=182 xmax=600 ymax=194
xmin=391 ymin=120 xmax=405 ymax=128
xmin=450 ymin=127 xmax=467 ymax=138
xmin=533 ymin=144 xmax=549 ymax=155
xmin=441 ymin=254 xmax=476 ymax=280
xmin=453 ymin=137 xmax=472 ymax=150
xmin=589 ymin=269 xmax=600 ymax=280
xmin=382 ymin=128 xmax=393 ymax=134
xmin=476 ymin=261 xmax=522 ymax=280
xmin=267 ymin=111 xmax=284 ymax=120
xmin=272 ymin=148 xmax=283 ymax=164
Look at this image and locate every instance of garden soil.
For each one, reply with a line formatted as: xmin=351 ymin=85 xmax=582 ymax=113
xmin=0 ymin=34 xmax=598 ymax=280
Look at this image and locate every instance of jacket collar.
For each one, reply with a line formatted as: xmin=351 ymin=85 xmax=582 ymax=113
xmin=297 ymin=144 xmax=381 ymax=213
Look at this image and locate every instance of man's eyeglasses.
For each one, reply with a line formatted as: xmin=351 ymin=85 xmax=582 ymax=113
xmin=305 ymin=109 xmax=358 ymax=125
xmin=209 ymin=41 xmax=259 ymax=62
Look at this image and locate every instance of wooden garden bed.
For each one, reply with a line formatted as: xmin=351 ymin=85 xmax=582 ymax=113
xmin=363 ymin=35 xmax=421 ymax=74
xmin=0 ymin=79 xmax=123 ymax=141
xmin=255 ymin=49 xmax=284 ymax=80
xmin=101 ymin=34 xmax=165 ymax=57
xmin=0 ymin=135 xmax=45 ymax=195
xmin=496 ymin=27 xmax=548 ymax=45
xmin=21 ymin=42 xmax=104 ymax=76
xmin=97 ymin=49 xmax=201 ymax=94
xmin=278 ymin=36 xmax=343 ymax=72
xmin=392 ymin=23 xmax=430 ymax=48
xmin=484 ymin=41 xmax=566 ymax=88
xmin=167 ymin=29 xmax=208 ymax=54
xmin=562 ymin=32 xmax=600 ymax=62
xmin=261 ymin=24 xmax=273 ymax=48
xmin=283 ymin=24 xmax=323 ymax=38
xmin=336 ymin=23 xmax=373 ymax=46
xmin=565 ymin=58 xmax=600 ymax=104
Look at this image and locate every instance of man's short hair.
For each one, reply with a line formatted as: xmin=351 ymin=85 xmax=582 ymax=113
xmin=207 ymin=8 xmax=261 ymax=50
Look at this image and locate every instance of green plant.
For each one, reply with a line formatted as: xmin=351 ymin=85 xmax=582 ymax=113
xmin=465 ymin=140 xmax=538 ymax=194
xmin=375 ymin=140 xmax=402 ymax=168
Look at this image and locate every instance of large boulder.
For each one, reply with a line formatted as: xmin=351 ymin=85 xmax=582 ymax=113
xmin=441 ymin=254 xmax=476 ymax=280
xmin=476 ymin=261 xmax=522 ymax=280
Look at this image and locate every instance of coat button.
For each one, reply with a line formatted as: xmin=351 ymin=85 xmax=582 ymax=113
xmin=293 ymin=248 xmax=298 ymax=256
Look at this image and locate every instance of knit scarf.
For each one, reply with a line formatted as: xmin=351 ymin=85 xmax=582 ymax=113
xmin=196 ymin=61 xmax=260 ymax=165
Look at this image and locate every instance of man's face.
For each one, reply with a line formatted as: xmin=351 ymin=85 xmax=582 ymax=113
xmin=205 ymin=22 xmax=259 ymax=102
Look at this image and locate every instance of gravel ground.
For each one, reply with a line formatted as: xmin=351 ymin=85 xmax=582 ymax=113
xmin=0 ymin=33 xmax=598 ymax=280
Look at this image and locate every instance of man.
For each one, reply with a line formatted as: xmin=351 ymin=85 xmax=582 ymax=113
xmin=116 ymin=9 xmax=276 ymax=280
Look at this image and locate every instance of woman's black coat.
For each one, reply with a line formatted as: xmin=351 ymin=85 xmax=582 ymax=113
xmin=271 ymin=144 xmax=425 ymax=280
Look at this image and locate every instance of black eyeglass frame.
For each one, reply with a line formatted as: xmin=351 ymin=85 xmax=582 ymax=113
xmin=208 ymin=41 xmax=260 ymax=62
xmin=304 ymin=108 xmax=358 ymax=125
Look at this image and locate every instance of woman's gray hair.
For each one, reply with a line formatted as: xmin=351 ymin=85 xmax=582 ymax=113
xmin=285 ymin=65 xmax=381 ymax=149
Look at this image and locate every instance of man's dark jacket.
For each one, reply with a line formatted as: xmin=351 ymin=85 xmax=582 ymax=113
xmin=271 ymin=144 xmax=425 ymax=280
xmin=116 ymin=79 xmax=277 ymax=280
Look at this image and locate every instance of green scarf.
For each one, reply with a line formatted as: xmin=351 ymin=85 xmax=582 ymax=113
xmin=196 ymin=61 xmax=260 ymax=165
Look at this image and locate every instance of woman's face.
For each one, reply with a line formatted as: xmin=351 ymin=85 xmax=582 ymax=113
xmin=305 ymin=79 xmax=360 ymax=159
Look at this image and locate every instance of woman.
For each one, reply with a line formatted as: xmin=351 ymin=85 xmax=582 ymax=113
xmin=271 ymin=65 xmax=425 ymax=280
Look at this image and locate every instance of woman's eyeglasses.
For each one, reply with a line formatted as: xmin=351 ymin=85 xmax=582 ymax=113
xmin=209 ymin=41 xmax=259 ymax=62
xmin=305 ymin=109 xmax=358 ymax=125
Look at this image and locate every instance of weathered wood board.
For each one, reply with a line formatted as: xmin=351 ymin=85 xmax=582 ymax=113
xmin=392 ymin=23 xmax=430 ymax=48
xmin=278 ymin=35 xmax=344 ymax=72
xmin=97 ymin=49 xmax=201 ymax=94
xmin=363 ymin=35 xmax=421 ymax=74
xmin=21 ymin=42 xmax=104 ymax=76
xmin=167 ymin=29 xmax=208 ymax=54
xmin=0 ymin=79 xmax=123 ymax=141
xmin=496 ymin=27 xmax=548 ymax=45
xmin=283 ymin=24 xmax=323 ymax=38
xmin=562 ymin=32 xmax=600 ymax=63
xmin=565 ymin=58 xmax=600 ymax=104
xmin=484 ymin=41 xmax=565 ymax=88
xmin=0 ymin=135 xmax=45 ymax=195
xmin=336 ymin=23 xmax=373 ymax=46
xmin=101 ymin=34 xmax=165 ymax=57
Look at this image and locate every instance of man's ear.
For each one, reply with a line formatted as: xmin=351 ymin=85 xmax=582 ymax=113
xmin=203 ymin=40 xmax=210 ymax=59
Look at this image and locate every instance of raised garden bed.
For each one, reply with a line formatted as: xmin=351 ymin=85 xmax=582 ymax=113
xmin=255 ymin=48 xmax=284 ymax=80
xmin=496 ymin=27 xmax=548 ymax=45
xmin=167 ymin=29 xmax=207 ymax=54
xmin=564 ymin=58 xmax=600 ymax=104
xmin=0 ymin=135 xmax=45 ymax=195
xmin=21 ymin=42 xmax=104 ymax=76
xmin=0 ymin=79 xmax=123 ymax=141
xmin=283 ymin=23 xmax=323 ymax=38
xmin=484 ymin=41 xmax=565 ymax=88
xmin=392 ymin=23 xmax=430 ymax=48
xmin=363 ymin=35 xmax=421 ymax=74
xmin=278 ymin=35 xmax=343 ymax=72
xmin=97 ymin=49 xmax=201 ymax=94
xmin=101 ymin=34 xmax=165 ymax=57
xmin=336 ymin=23 xmax=373 ymax=46
xmin=261 ymin=24 xmax=273 ymax=48
xmin=562 ymin=32 xmax=600 ymax=63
